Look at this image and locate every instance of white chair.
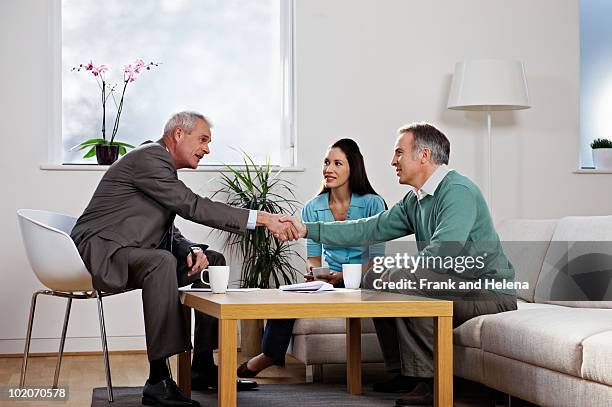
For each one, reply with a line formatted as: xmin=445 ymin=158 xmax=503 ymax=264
xmin=17 ymin=209 xmax=128 ymax=402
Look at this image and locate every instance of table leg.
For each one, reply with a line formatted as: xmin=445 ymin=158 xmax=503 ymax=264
xmin=177 ymin=304 xmax=192 ymax=397
xmin=434 ymin=316 xmax=453 ymax=407
xmin=346 ymin=318 xmax=362 ymax=394
xmin=218 ymin=319 xmax=237 ymax=407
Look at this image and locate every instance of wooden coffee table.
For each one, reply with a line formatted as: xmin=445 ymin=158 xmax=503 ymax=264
xmin=178 ymin=289 xmax=453 ymax=407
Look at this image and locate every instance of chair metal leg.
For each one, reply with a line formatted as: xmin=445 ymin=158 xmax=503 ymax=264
xmin=20 ymin=291 xmax=43 ymax=387
xmin=96 ymin=291 xmax=113 ymax=402
xmin=53 ymin=297 xmax=72 ymax=388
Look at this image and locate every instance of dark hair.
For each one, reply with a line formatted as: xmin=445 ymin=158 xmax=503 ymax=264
xmin=317 ymin=138 xmax=387 ymax=208
xmin=397 ymin=122 xmax=450 ymax=165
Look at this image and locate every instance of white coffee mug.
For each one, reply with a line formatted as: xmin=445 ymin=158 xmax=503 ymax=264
xmin=342 ymin=264 xmax=362 ymax=289
xmin=201 ymin=265 xmax=230 ymax=293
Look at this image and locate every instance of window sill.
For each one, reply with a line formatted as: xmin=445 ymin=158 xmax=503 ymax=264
xmin=573 ymin=168 xmax=612 ymax=174
xmin=40 ymin=164 xmax=305 ymax=172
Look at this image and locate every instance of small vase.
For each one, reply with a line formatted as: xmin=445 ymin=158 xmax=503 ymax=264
xmin=592 ymin=148 xmax=612 ymax=170
xmin=96 ymin=144 xmax=120 ymax=165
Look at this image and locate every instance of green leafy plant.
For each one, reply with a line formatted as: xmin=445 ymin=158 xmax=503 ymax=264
xmin=212 ymin=153 xmax=303 ymax=288
xmin=590 ymin=138 xmax=612 ymax=149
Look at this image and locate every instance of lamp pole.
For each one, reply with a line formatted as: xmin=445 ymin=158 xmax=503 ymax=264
xmin=487 ymin=110 xmax=493 ymax=216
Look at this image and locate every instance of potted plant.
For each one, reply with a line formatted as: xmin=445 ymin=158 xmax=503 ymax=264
xmin=591 ymin=138 xmax=612 ymax=170
xmin=70 ymin=59 xmax=159 ymax=165
xmin=212 ymin=153 xmax=302 ymax=354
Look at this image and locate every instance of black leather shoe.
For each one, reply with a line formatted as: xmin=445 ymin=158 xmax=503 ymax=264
xmin=372 ymin=374 xmax=422 ymax=393
xmin=192 ymin=366 xmax=258 ymax=391
xmin=142 ymin=378 xmax=200 ymax=406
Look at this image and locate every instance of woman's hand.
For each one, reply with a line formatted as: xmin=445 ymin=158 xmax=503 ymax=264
xmin=304 ymin=265 xmax=315 ymax=281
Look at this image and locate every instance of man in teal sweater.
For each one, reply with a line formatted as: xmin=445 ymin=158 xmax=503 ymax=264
xmin=282 ymin=123 xmax=517 ymax=406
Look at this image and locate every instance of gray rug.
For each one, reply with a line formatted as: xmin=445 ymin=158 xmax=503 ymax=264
xmin=91 ymin=384 xmax=401 ymax=406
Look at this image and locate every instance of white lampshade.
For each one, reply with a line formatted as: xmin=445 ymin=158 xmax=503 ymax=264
xmin=447 ymin=59 xmax=530 ymax=111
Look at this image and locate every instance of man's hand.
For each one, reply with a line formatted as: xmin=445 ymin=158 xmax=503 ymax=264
xmin=317 ymin=271 xmax=343 ymax=285
xmin=186 ymin=248 xmax=209 ymax=277
xmin=256 ymin=212 xmax=300 ymax=241
xmin=279 ymin=215 xmax=307 ymax=240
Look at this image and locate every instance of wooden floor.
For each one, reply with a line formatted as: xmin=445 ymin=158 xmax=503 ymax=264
xmin=1 ymin=352 xmax=504 ymax=406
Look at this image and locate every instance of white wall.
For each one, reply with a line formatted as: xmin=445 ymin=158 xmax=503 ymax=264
xmin=1 ymin=0 xmax=610 ymax=354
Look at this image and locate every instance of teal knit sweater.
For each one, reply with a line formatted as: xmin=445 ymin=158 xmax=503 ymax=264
xmin=305 ymin=171 xmax=516 ymax=294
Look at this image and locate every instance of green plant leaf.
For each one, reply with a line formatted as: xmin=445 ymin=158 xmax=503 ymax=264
xmin=70 ymin=138 xmax=108 ymax=151
xmin=83 ymin=146 xmax=96 ymax=158
xmin=591 ymin=138 xmax=612 ymax=149
xmin=210 ymin=150 xmax=303 ymax=288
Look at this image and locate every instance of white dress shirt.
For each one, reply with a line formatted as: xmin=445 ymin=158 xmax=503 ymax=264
xmin=413 ymin=164 xmax=452 ymax=201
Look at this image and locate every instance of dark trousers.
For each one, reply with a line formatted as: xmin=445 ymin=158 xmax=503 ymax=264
xmin=261 ymin=319 xmax=296 ymax=366
xmin=125 ymin=247 xmax=224 ymax=362
xmin=365 ymin=267 xmax=518 ymax=377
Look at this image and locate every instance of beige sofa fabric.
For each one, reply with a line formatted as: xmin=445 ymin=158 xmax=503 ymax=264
xmin=483 ymin=352 xmax=612 ymax=407
xmin=292 ymin=317 xmax=377 ymax=335
xmin=290 ymin=333 xmax=383 ymax=364
xmin=535 ymin=215 xmax=612 ymax=304
xmin=481 ymin=306 xmax=612 ymax=377
xmin=581 ymin=331 xmax=612 ymax=387
xmin=496 ymin=219 xmax=558 ymax=302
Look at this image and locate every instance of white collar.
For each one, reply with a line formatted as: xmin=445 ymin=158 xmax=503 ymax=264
xmin=414 ymin=165 xmax=451 ymax=201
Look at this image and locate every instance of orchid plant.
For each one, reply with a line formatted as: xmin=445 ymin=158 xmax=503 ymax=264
xmin=70 ymin=59 xmax=159 ymax=158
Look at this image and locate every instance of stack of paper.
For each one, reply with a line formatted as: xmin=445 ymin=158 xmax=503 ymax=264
xmin=279 ymin=281 xmax=335 ymax=293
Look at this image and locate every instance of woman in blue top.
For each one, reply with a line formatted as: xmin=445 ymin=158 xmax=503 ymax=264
xmin=238 ymin=138 xmax=386 ymax=377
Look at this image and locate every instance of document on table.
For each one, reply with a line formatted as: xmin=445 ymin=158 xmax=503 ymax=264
xmin=179 ymin=285 xmax=260 ymax=292
xmin=278 ymin=281 xmax=360 ymax=293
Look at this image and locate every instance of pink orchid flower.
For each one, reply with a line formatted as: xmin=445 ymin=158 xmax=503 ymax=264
xmin=85 ymin=61 xmax=94 ymax=71
xmin=133 ymin=58 xmax=145 ymax=73
xmin=127 ymin=70 xmax=138 ymax=82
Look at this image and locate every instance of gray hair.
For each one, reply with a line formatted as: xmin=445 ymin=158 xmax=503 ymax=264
xmin=397 ymin=122 xmax=450 ymax=165
xmin=163 ymin=111 xmax=211 ymax=137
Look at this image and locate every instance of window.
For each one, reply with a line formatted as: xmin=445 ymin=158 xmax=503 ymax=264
xmin=580 ymin=0 xmax=612 ymax=168
xmin=59 ymin=0 xmax=294 ymax=166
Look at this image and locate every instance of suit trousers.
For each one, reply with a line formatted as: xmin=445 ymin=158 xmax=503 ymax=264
xmin=125 ymin=247 xmax=225 ymax=362
xmin=364 ymin=266 xmax=517 ymax=377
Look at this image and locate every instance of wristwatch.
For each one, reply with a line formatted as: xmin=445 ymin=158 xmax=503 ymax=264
xmin=190 ymin=246 xmax=203 ymax=254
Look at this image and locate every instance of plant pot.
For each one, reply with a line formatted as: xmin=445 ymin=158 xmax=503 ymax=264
xmin=240 ymin=319 xmax=264 ymax=356
xmin=96 ymin=144 xmax=120 ymax=165
xmin=592 ymin=148 xmax=612 ymax=170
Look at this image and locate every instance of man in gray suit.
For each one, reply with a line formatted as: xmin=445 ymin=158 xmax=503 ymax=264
xmin=71 ymin=111 xmax=297 ymax=407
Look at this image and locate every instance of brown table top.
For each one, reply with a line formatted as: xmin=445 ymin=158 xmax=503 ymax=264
xmin=180 ymin=289 xmax=453 ymax=319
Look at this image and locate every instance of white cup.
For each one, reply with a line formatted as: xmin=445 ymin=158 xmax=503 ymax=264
xmin=342 ymin=264 xmax=362 ymax=289
xmin=200 ymin=266 xmax=230 ymax=293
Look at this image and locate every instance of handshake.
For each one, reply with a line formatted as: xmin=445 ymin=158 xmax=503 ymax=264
xmin=256 ymin=212 xmax=307 ymax=242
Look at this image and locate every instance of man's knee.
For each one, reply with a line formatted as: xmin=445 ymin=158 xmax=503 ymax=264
xmin=205 ymin=249 xmax=226 ymax=266
xmin=151 ymin=251 xmax=178 ymax=281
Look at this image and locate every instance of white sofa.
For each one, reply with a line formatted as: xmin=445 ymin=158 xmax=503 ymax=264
xmin=287 ymin=216 xmax=612 ymax=406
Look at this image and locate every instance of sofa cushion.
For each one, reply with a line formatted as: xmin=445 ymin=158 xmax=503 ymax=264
xmin=453 ymin=301 xmax=558 ymax=349
xmin=581 ymin=330 xmax=612 ymax=387
xmin=535 ymin=215 xmax=612 ymax=304
xmin=289 ymin=333 xmax=383 ymax=364
xmin=292 ymin=317 xmax=377 ymax=335
xmin=480 ymin=305 xmax=612 ymax=377
xmin=496 ymin=219 xmax=558 ymax=302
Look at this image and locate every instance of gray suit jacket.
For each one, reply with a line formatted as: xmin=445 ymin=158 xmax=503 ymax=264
xmin=71 ymin=140 xmax=249 ymax=292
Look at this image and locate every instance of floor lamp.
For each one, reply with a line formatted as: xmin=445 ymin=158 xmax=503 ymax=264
xmin=447 ymin=59 xmax=530 ymax=215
